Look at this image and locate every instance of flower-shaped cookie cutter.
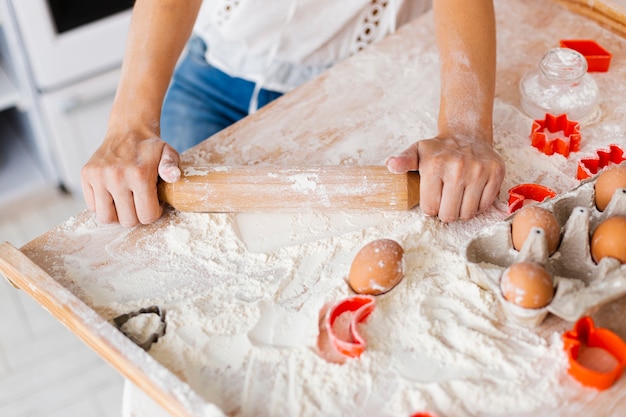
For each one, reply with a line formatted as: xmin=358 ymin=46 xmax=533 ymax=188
xmin=577 ymin=144 xmax=626 ymax=180
xmin=530 ymin=113 xmax=582 ymax=157
xmin=559 ymin=39 xmax=612 ymax=72
xmin=324 ymin=295 xmax=376 ymax=358
xmin=562 ymin=316 xmax=626 ymax=390
xmin=508 ymin=183 xmax=557 ymax=213
xmin=113 ymin=305 xmax=167 ymax=351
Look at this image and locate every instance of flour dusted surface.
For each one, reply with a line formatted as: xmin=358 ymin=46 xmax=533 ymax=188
xmin=48 ymin=203 xmax=602 ymax=417
xmin=26 ymin=0 xmax=626 ymax=415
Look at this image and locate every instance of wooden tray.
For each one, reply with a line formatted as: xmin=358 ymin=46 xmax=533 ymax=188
xmin=2 ymin=0 xmax=626 ymax=415
xmin=0 ymin=241 xmax=225 ymax=417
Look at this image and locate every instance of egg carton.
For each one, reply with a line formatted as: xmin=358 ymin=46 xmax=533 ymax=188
xmin=464 ymin=170 xmax=626 ymax=327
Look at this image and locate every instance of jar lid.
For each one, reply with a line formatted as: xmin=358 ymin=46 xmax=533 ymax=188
xmin=540 ymin=47 xmax=588 ymax=82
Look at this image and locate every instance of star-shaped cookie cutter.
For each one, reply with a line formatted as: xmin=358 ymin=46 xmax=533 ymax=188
xmin=562 ymin=316 xmax=626 ymax=390
xmin=507 ymin=183 xmax=557 ymax=213
xmin=559 ymin=39 xmax=612 ymax=72
xmin=576 ymin=144 xmax=625 ymax=180
xmin=530 ymin=113 xmax=582 ymax=157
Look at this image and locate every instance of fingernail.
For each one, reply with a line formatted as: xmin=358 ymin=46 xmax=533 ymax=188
xmin=159 ymin=164 xmax=181 ymax=183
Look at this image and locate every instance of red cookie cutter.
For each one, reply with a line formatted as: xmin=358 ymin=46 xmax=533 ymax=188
xmin=576 ymin=144 xmax=626 ymax=180
xmin=530 ymin=113 xmax=582 ymax=157
xmin=508 ymin=183 xmax=557 ymax=213
xmin=559 ymin=39 xmax=612 ymax=72
xmin=562 ymin=316 xmax=626 ymax=390
xmin=410 ymin=413 xmax=437 ymax=417
xmin=325 ymin=295 xmax=376 ymax=358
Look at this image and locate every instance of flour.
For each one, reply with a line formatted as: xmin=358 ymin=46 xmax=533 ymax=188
xmin=51 ymin=203 xmax=587 ymax=417
xmin=119 ymin=311 xmax=165 ymax=347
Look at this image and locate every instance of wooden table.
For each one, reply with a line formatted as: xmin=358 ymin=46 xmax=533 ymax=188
xmin=2 ymin=0 xmax=626 ymax=416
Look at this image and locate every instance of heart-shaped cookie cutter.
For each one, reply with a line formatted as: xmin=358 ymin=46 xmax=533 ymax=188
xmin=577 ymin=144 xmax=625 ymax=180
xmin=530 ymin=113 xmax=581 ymax=157
xmin=559 ymin=39 xmax=612 ymax=72
xmin=325 ymin=295 xmax=376 ymax=358
xmin=562 ymin=316 xmax=626 ymax=390
xmin=508 ymin=183 xmax=557 ymax=213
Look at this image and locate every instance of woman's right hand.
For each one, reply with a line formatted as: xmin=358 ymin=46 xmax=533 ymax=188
xmin=80 ymin=129 xmax=181 ymax=228
xmin=79 ymin=0 xmax=202 ymax=227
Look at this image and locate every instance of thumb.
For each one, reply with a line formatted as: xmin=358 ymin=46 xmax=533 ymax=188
xmin=158 ymin=144 xmax=181 ymax=183
xmin=386 ymin=142 xmax=419 ymax=174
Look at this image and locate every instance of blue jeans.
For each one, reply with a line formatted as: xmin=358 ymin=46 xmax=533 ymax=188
xmin=161 ymin=36 xmax=284 ymax=153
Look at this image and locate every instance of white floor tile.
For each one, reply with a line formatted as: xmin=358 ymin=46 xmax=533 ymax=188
xmin=0 ymin=189 xmax=125 ymax=417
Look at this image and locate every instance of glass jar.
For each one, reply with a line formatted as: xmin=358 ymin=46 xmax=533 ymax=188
xmin=520 ymin=47 xmax=599 ymax=121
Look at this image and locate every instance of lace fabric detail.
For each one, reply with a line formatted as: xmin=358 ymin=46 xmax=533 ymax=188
xmin=353 ymin=0 xmax=390 ymax=53
xmin=215 ymin=0 xmax=241 ymax=26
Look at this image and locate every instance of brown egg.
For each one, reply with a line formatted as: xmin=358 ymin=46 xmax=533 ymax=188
xmin=348 ymin=239 xmax=404 ymax=295
xmin=591 ymin=216 xmax=626 ymax=264
xmin=500 ymin=262 xmax=554 ymax=309
xmin=595 ymin=164 xmax=626 ymax=211
xmin=511 ymin=206 xmax=561 ymax=254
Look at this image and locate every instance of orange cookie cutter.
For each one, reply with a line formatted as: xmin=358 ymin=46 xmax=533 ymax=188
xmin=410 ymin=413 xmax=437 ymax=417
xmin=576 ymin=144 xmax=626 ymax=180
xmin=507 ymin=183 xmax=557 ymax=213
xmin=560 ymin=39 xmax=612 ymax=72
xmin=530 ymin=113 xmax=582 ymax=157
xmin=562 ymin=316 xmax=626 ymax=390
xmin=324 ymin=295 xmax=376 ymax=358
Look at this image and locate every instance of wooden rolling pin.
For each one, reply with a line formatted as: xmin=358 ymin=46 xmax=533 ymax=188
xmin=158 ymin=165 xmax=420 ymax=212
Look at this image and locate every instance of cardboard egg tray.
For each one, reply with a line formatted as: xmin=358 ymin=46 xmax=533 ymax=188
xmin=464 ymin=168 xmax=626 ymax=327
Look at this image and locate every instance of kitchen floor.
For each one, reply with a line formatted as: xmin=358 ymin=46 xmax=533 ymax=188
xmin=0 ymin=188 xmax=125 ymax=417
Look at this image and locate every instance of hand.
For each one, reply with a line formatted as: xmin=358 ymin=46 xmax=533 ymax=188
xmin=81 ymin=133 xmax=181 ymax=228
xmin=386 ymin=136 xmax=505 ymax=222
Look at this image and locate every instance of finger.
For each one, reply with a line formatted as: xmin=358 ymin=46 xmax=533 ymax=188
xmin=438 ymin=181 xmax=466 ymax=223
xmin=112 ymin=190 xmax=141 ymax=228
xmin=81 ymin=176 xmax=96 ymax=213
xmin=419 ymin=173 xmax=443 ymax=218
xmin=92 ymin=187 xmax=119 ymax=225
xmin=458 ymin=181 xmax=486 ymax=220
xmin=478 ymin=175 xmax=503 ymax=212
xmin=158 ymin=144 xmax=181 ymax=183
xmin=386 ymin=143 xmax=419 ymax=174
xmin=133 ymin=181 xmax=163 ymax=225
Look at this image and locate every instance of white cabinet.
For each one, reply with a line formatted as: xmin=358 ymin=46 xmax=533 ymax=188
xmin=39 ymin=69 xmax=120 ymax=194
xmin=0 ymin=0 xmax=130 ymax=205
xmin=0 ymin=4 xmax=58 ymax=210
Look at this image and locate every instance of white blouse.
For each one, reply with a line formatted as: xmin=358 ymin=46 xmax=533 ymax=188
xmin=193 ymin=0 xmax=432 ymax=93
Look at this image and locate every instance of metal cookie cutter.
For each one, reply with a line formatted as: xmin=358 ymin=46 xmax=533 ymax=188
xmin=560 ymin=39 xmax=612 ymax=72
xmin=324 ymin=295 xmax=376 ymax=358
xmin=577 ymin=144 xmax=625 ymax=180
xmin=113 ymin=306 xmax=167 ymax=351
xmin=507 ymin=183 xmax=557 ymax=213
xmin=562 ymin=316 xmax=626 ymax=390
xmin=530 ymin=113 xmax=581 ymax=157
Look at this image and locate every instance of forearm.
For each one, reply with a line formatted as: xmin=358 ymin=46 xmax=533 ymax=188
xmin=432 ymin=0 xmax=496 ymax=144
xmin=109 ymin=0 xmax=203 ymax=136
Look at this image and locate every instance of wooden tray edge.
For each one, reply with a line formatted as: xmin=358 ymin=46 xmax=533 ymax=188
xmin=0 ymin=241 xmax=224 ymax=417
